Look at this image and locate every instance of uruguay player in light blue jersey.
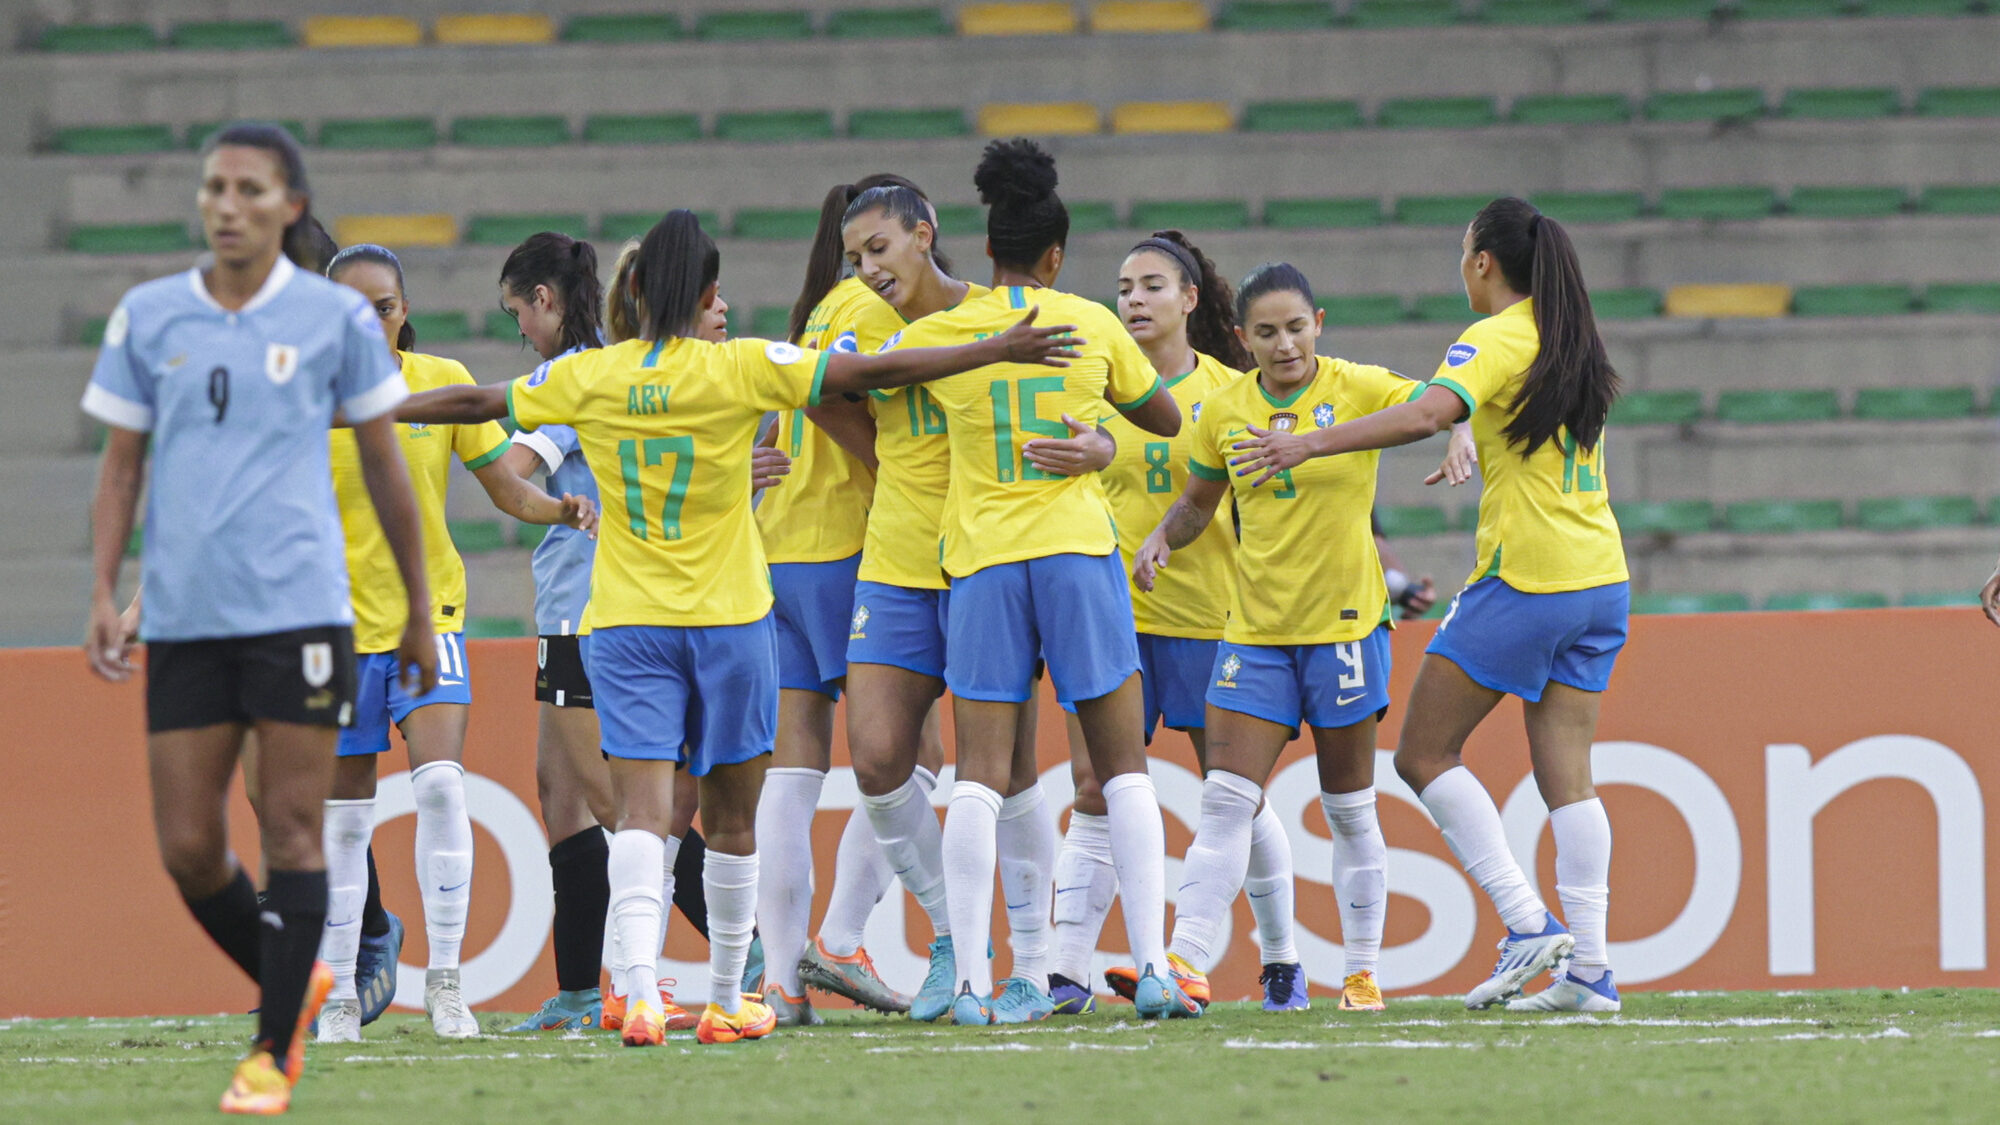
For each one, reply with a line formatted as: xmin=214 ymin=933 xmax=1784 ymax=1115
xmin=82 ymin=122 xmax=436 ymax=1115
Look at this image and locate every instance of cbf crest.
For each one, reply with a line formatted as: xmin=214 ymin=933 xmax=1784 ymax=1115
xmin=1267 ymin=412 xmax=1298 ymax=433
xmin=1190 ymin=401 xmax=1202 ymax=423
xmin=1313 ymin=402 xmax=1336 ymax=428
xmin=850 ymin=605 xmax=871 ymax=639
xmin=1217 ymin=652 xmax=1242 ymax=687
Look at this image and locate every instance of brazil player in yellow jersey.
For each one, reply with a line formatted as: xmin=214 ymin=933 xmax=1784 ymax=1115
xmin=1231 ymin=198 xmax=1629 ymax=1013
xmin=317 ymin=244 xmax=596 ymax=1044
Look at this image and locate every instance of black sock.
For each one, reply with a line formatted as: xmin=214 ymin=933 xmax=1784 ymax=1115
xmin=360 ymin=846 xmax=390 ymax=938
xmin=672 ymin=828 xmax=711 ymax=940
xmin=256 ymin=869 xmax=328 ymax=1068
xmin=549 ymin=828 xmax=611 ymax=993
xmin=183 ymin=866 xmax=261 ymax=982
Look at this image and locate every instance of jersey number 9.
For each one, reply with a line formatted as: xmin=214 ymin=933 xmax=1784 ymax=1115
xmin=207 ymin=366 xmax=229 ymax=423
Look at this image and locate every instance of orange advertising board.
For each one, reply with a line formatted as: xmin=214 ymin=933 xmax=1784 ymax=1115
xmin=2 ymin=607 xmax=1994 ymax=1017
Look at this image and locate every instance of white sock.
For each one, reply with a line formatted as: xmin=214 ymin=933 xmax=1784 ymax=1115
xmin=1051 ymin=812 xmax=1118 ymax=983
xmin=411 ymin=760 xmax=472 ymax=970
xmin=753 ymin=766 xmax=824 ymax=993
xmin=1167 ymin=770 xmax=1260 ymax=969
xmin=862 ymin=772 xmax=950 ymax=936
xmin=1245 ymin=799 xmax=1298 ymax=965
xmin=705 ymin=850 xmax=759 ymax=1016
xmin=1551 ymin=797 xmax=1612 ymax=977
xmin=996 ymin=784 xmax=1056 ymax=984
xmin=941 ymin=781 xmax=1002 ymax=998
xmin=1321 ymin=788 xmax=1387 ymax=977
xmin=656 ymin=833 xmax=683 ymax=965
xmin=608 ymin=829 xmax=665 ymax=1003
xmin=319 ymin=798 xmax=375 ymax=1002
xmin=1101 ymin=772 xmax=1168 ymax=979
xmin=817 ymin=808 xmax=895 ymax=958
xmin=1419 ymin=766 xmax=1546 ymax=933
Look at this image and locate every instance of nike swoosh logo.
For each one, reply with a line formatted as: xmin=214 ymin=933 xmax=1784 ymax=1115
xmin=893 ymin=866 xmax=913 ymax=876
xmin=1177 ymin=882 xmax=1199 ymax=893
xmin=1336 ymin=693 xmax=1366 ymax=706
xmin=1006 ymin=901 xmax=1030 ymax=910
xmin=438 ymin=880 xmax=470 ymax=893
xmin=1348 ymin=901 xmax=1380 ymax=910
xmin=1247 ymin=889 xmax=1277 ymax=899
xmin=328 ymin=918 xmax=357 ymax=927
xmin=1054 ymin=886 xmax=1088 ymax=895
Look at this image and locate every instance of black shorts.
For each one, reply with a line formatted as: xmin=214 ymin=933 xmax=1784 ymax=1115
xmin=146 ymin=625 xmax=358 ymax=733
xmin=535 ymin=634 xmax=594 ymax=709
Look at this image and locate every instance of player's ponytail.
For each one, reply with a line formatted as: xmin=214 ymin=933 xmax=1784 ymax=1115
xmin=499 ymin=232 xmax=606 ymax=355
xmin=1235 ymin=262 xmax=1316 ymax=324
xmin=201 ymin=121 xmax=322 ymax=273
xmin=636 ymin=209 xmax=720 ymax=343
xmin=327 ymin=243 xmax=415 ymax=351
xmin=1470 ymin=197 xmax=1620 ymax=456
xmin=605 ymin=239 xmax=646 ymax=345
xmin=295 ymin=216 xmax=338 ymax=274
xmin=976 ymin=137 xmax=1068 ymax=271
xmin=1131 ymin=230 xmax=1250 ymax=371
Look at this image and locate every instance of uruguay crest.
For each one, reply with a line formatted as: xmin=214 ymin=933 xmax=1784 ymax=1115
xmin=265 ymin=342 xmax=300 ymax=385
xmin=301 ymin=642 xmax=333 ymax=687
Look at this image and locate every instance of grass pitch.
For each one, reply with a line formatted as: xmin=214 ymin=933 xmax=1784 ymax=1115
xmin=5 ymin=989 xmax=1997 ymax=1124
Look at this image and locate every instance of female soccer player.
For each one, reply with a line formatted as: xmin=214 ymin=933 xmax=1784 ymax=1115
xmin=315 ymin=244 xmax=595 ymax=1043
xmin=83 ymin=121 xmax=433 ymax=1114
xmin=400 ymin=209 xmax=1080 ymax=1046
xmin=1231 ymin=198 xmax=1628 ymax=1013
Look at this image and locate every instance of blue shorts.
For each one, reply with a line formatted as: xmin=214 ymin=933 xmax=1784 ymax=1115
xmin=1061 ymin=633 xmax=1216 ymax=739
xmin=847 ymin=580 xmax=950 ymax=680
xmin=337 ymin=632 xmax=473 ymax=757
xmin=1428 ymin=578 xmax=1629 ymax=701
xmin=946 ymin=552 xmax=1140 ymax=706
xmin=584 ymin=618 xmax=779 ymax=774
xmin=771 ymin=554 xmax=861 ymax=699
xmin=1206 ymin=625 xmax=1392 ymax=732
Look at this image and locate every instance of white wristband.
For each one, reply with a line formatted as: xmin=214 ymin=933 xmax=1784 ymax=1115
xmin=1384 ymin=567 xmax=1411 ymax=601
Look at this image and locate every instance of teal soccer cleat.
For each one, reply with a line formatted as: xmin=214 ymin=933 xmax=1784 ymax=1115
xmin=989 ymin=977 xmax=1054 ymax=1024
xmin=506 ymin=989 xmax=603 ymax=1032
xmin=1132 ymin=964 xmax=1203 ymax=1020
xmin=948 ymin=982 xmax=993 ymax=1026
xmin=911 ymin=936 xmax=957 ymax=1023
xmin=355 ymin=913 xmax=403 ymax=1026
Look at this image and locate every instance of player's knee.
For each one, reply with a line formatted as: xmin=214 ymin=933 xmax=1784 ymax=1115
xmin=256 ymin=801 xmax=324 ymax=870
xmin=158 ymin=833 xmax=227 ymax=896
xmin=1393 ymin=746 xmax=1447 ymax=793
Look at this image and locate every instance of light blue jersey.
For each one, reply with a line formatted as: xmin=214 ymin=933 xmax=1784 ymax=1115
xmin=82 ymin=255 xmax=407 ymax=642
xmin=510 ymin=348 xmax=598 ymax=635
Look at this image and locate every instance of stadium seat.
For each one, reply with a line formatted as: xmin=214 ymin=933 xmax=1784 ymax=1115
xmin=451 ymin=116 xmax=571 ymax=148
xmin=1531 ymin=191 xmax=1645 ymax=224
xmin=734 ymin=208 xmax=824 ymax=240
xmin=1591 ymin=287 xmax=1665 ymax=319
xmin=715 ymin=110 xmax=837 ymax=142
xmin=187 ymin=121 xmax=308 ymax=149
xmin=67 ymin=223 xmax=197 ymax=254
xmin=1394 ymin=194 xmax=1495 ymax=226
xmin=1242 ymin=100 xmax=1366 ymax=132
xmin=961 ymin=2 xmax=1081 ymax=34
xmin=1615 ymin=500 xmax=1715 ymax=534
xmin=828 ymin=7 xmax=953 ymax=37
xmin=448 ymin=520 xmax=509 ymax=553
xmin=1112 ymin=102 xmax=1234 ymax=134
xmin=1923 ymin=282 xmax=2000 ymax=314
xmin=1350 ymin=0 xmax=1464 ymax=27
xmin=405 ymin=311 xmax=473 ymax=344
xmin=319 ymin=118 xmax=439 ymax=150
xmin=1412 ymin=293 xmax=1478 ymax=323
xmin=483 ymin=309 xmax=520 ymax=339
xmin=334 ymin=214 xmax=457 ymax=249
xmin=1663 ymin=283 xmax=1792 ymax=318
xmin=1066 ymin=201 xmax=1122 ymax=233
xmin=434 ymin=14 xmax=556 ymax=45
xmin=515 ymin=523 xmax=550 ymax=549
xmin=1915 ymin=86 xmax=2000 ymax=118
xmin=51 ymin=125 xmax=178 ymax=155
xmin=1090 ymin=1 xmax=1212 ymax=31
xmin=1376 ymin=96 xmax=1499 ymax=129
xmin=464 ymin=616 xmax=531 ymax=638
xmin=1900 ymin=590 xmax=1979 ymax=608
xmin=1645 ymin=88 xmax=1766 ymax=123
xmin=465 ymin=214 xmax=589 ymax=246
xmin=1128 ymin=200 xmax=1252 ymax=229
xmin=1865 ymin=0 xmax=1977 ymax=13
xmin=1855 ymin=495 xmax=1981 ymax=531
xmin=1778 ymin=86 xmax=1900 ymax=120
xmin=694 ymin=10 xmax=816 ymax=40
xmin=563 ymin=14 xmax=684 ymax=41
xmin=583 ymin=113 xmax=702 ymax=145
xmin=1605 ymin=0 xmax=1717 ymax=19
xmin=1375 ymin=506 xmax=1451 ymax=538
xmin=930 ymin=204 xmax=984 ymax=232
xmin=1733 ymin=0 xmax=1848 ymax=18
xmin=848 ymin=108 xmax=969 ymax=139
xmin=1790 ymin=283 xmax=1914 ymax=317
xmin=750 ymin=307 xmax=794 ymax=338
xmin=1714 ymin=389 xmax=1841 ymax=423
xmin=1482 ymin=0 xmax=1594 ymax=22
xmin=1630 ymin=592 xmax=1752 ymax=614
xmin=1852 ymin=386 xmax=1978 ymax=420
xmin=1611 ymin=389 xmax=1703 ymax=425
xmin=170 ymin=20 xmax=294 ymax=50
xmin=1918 ymin=185 xmax=2000 ymax=214
xmin=1787 ymin=185 xmax=1906 ymax=218
xmin=1656 ymin=186 xmax=1779 ymax=220
xmin=601 ymin=211 xmax=721 ymax=241
xmin=38 ymin=23 xmax=158 ymax=51
xmin=1510 ymin=93 xmax=1633 ymax=125
xmin=79 ymin=317 xmax=109 ymax=346
xmin=1764 ymin=591 xmax=1889 ymax=611
xmin=1318 ymin=294 xmax=1407 ymax=326
xmin=978 ymin=103 xmax=1101 ymax=136
xmin=1723 ymin=499 xmax=1843 ymax=533
xmin=1264 ymin=197 xmax=1383 ymax=228
xmin=301 ymin=16 xmax=424 ymax=48
xmin=1215 ymin=1 xmax=1340 ymax=28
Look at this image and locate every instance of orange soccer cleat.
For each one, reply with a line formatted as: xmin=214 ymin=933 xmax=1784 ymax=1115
xmin=696 ymin=996 xmax=778 ymax=1045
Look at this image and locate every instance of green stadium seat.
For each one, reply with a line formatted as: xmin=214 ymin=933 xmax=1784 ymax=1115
xmin=583 ymin=114 xmax=702 ymax=145
xmin=1350 ymin=0 xmax=1463 ymax=27
xmin=1656 ymin=186 xmax=1778 ymax=221
xmin=1066 ymin=202 xmax=1122 ymax=234
xmin=39 ymin=23 xmax=158 ymax=52
xmin=828 ymin=6 xmax=952 ymax=36
xmin=451 ymin=116 xmax=571 ymax=148
xmin=1733 ymin=0 xmax=1848 ymax=18
xmin=1615 ymin=500 xmax=1715 ymax=534
xmin=51 ymin=124 xmax=177 ymax=155
xmin=319 ymin=118 xmax=439 ymax=150
xmin=1318 ymin=294 xmax=1407 ymax=326
xmin=695 ymin=10 xmax=816 ymax=40
xmin=1915 ymin=86 xmax=2000 ymax=118
xmin=1531 ymin=191 xmax=1645 ymax=224
xmin=449 ymin=520 xmax=509 ymax=554
xmin=1852 ymin=386 xmax=1978 ymax=420
xmin=1864 ymin=0 xmax=1975 ymax=13
xmin=1412 ymin=293 xmax=1478 ymax=323
xmin=405 ymin=311 xmax=473 ymax=344
xmin=1242 ymin=100 xmax=1366 ymax=132
xmin=464 ymin=616 xmax=531 ymax=638
xmin=1787 ymin=185 xmax=1905 ymax=218
xmin=1924 ymin=282 xmax=2000 ymax=314
xmin=67 ymin=223 xmax=197 ymax=254
xmin=1265 ymin=198 xmax=1383 ymax=229
xmin=1764 ymin=591 xmax=1889 ymax=611
xmin=1714 ymin=389 xmax=1840 ymax=423
xmin=515 ymin=523 xmax=550 ymax=549
xmin=1723 ymin=499 xmax=1843 ymax=533
xmin=714 ymin=110 xmax=836 ymax=142
xmin=751 ymin=306 xmax=794 ymax=338
xmin=1612 ymin=389 xmax=1703 ymax=425
xmin=1481 ymin=0 xmax=1595 ymax=23
xmin=1779 ymin=86 xmax=1900 ymax=120
xmin=1128 ymin=200 xmax=1253 ymax=231
xmin=1376 ymin=506 xmax=1451 ymax=538
xmin=563 ymin=14 xmax=684 ymax=41
xmin=1645 ymin=88 xmax=1766 ymax=123
xmin=734 ymin=208 xmax=824 ymax=239
xmin=80 ymin=317 xmax=109 ymax=346
xmin=1592 ymin=287 xmax=1665 ymax=319
xmin=465 ymin=213 xmax=590 ymax=246
xmin=170 ymin=20 xmax=293 ymax=49
xmin=1395 ymin=193 xmax=1495 ymax=226
xmin=848 ymin=108 xmax=968 ymax=140
xmin=484 ymin=309 xmax=520 ymax=340
xmin=1900 ymin=590 xmax=1978 ymax=608
xmin=1630 ymin=592 xmax=1752 ymax=614
xmin=601 ymin=211 xmax=722 ymax=242
xmin=1917 ymin=185 xmax=2000 ymax=215
xmin=1605 ymin=0 xmax=1716 ymax=19
xmin=187 ymin=121 xmax=308 ymax=150
xmin=1376 ymin=96 xmax=1499 ymax=129
xmin=1215 ymin=1 xmax=1340 ymax=29
xmin=1451 ymin=505 xmax=1480 ymax=532
xmin=1510 ymin=94 xmax=1633 ymax=126
xmin=930 ymin=204 xmax=984 ymax=233
xmin=1855 ymin=495 xmax=1980 ymax=531
xmin=1790 ymin=283 xmax=1913 ymax=317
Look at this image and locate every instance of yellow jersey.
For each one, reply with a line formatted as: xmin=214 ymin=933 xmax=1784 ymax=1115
xmin=1425 ymin=299 xmax=1628 ymax=593
xmin=896 ymin=285 xmax=1163 ymax=578
xmin=756 ymin=277 xmax=876 ymax=564
xmin=857 ymin=282 xmax=991 ymax=591
xmin=1190 ymin=356 xmax=1421 ymax=646
xmin=507 ymin=335 xmax=829 ymax=629
xmin=330 ymin=352 xmax=509 ymax=653
xmin=1103 ymin=351 xmax=1242 ymax=639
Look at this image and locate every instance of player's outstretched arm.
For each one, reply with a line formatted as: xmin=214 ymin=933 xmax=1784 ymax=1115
xmin=803 ymin=396 xmax=881 ymax=473
xmin=1132 ymin=472 xmax=1228 ymax=593
xmin=1111 ymin=382 xmax=1182 ymax=438
xmin=396 ymin=383 xmax=510 ymax=425
xmin=352 ymin=413 xmax=438 ymax=695
xmin=1425 ymin=422 xmax=1479 ymax=487
xmin=471 ymin=458 xmax=597 ymax=536
xmin=820 ymin=308 xmax=1082 ymax=396
xmin=751 ymin=445 xmax=792 ymax=494
xmin=85 ymin=427 xmax=147 ymax=682
xmin=1232 ymin=383 xmax=1463 ymax=487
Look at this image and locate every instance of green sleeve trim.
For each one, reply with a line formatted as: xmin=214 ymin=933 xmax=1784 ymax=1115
xmin=1429 ymin=376 xmax=1476 ymax=423
xmin=504 ymin=380 xmax=522 ymax=432
xmin=1403 ymin=380 xmax=1427 ymax=404
xmin=808 ymin=350 xmax=830 ymax=408
xmin=1188 ymin=458 xmax=1228 ymax=482
xmin=462 ymin=441 xmax=507 ymax=472
xmin=1115 ymin=375 xmax=1163 ymax=411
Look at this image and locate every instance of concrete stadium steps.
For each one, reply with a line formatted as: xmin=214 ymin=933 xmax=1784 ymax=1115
xmin=1632 ymin=526 xmax=1995 ymax=602
xmin=0 ymin=455 xmax=97 ymax=558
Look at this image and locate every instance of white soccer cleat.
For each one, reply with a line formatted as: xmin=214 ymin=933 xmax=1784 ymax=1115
xmin=425 ymin=968 xmax=480 ymax=1038
xmin=316 ymin=997 xmax=362 ymax=1043
xmin=1464 ymin=912 xmax=1576 ymax=1010
xmin=1507 ymin=970 xmax=1621 ymax=1013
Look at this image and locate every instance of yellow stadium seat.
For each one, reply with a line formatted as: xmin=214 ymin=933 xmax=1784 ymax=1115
xmin=335 ymin=213 xmax=458 ymax=249
xmin=961 ymin=3 xmax=1080 ymax=36
xmin=1111 ymin=101 xmax=1233 ymax=134
xmin=978 ymin=102 xmax=1101 ymax=136
xmin=1663 ymin=283 xmax=1793 ymax=319
xmin=302 ymin=16 xmax=424 ymax=48
xmin=1090 ymin=1 xmax=1210 ymax=32
xmin=433 ymin=14 xmax=557 ymax=46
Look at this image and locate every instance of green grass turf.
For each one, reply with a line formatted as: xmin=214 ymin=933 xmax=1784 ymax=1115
xmin=5 ymin=990 xmax=1998 ymax=1123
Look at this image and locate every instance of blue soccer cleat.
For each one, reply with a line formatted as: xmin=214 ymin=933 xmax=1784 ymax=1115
xmin=1131 ymin=964 xmax=1203 ymax=1020
xmin=1048 ymin=973 xmax=1096 ymax=1016
xmin=949 ymin=982 xmax=993 ymax=1026
xmin=355 ymin=913 xmax=403 ymax=1026
xmin=506 ymin=989 xmax=603 ymax=1032
xmin=741 ymin=933 xmax=766 ymax=995
xmin=990 ymin=977 xmax=1055 ymax=1024
xmin=1507 ymin=969 xmax=1620 ymax=1013
xmin=1261 ymin=962 xmax=1311 ymax=1012
xmin=912 ymin=936 xmax=957 ymax=1023
xmin=1465 ymin=912 xmax=1576 ymax=1010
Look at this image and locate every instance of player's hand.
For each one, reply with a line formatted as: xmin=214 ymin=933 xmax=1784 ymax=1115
xmin=1230 ymin=425 xmax=1313 ymax=486
xmin=1981 ymin=561 xmax=2000 ymax=627
xmin=560 ymin=493 xmax=599 ymax=539
xmin=1132 ymin=535 xmax=1173 ymax=593
xmin=1022 ymin=414 xmax=1113 ymax=476
xmin=1425 ymin=426 xmax=1479 ymax=486
xmin=1399 ymin=575 xmax=1438 ymax=619
xmin=118 ymin=594 xmax=143 ymax=645
xmin=997 ymin=307 xmax=1083 ymax=368
xmin=85 ymin=594 xmax=136 ymax=683
xmin=395 ymin=618 xmax=440 ymax=697
xmin=751 ymin=445 xmax=792 ymax=492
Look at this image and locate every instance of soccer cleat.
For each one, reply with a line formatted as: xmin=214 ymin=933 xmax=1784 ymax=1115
xmin=1261 ymin=962 xmax=1311 ymax=1012
xmin=658 ymin=982 xmax=699 ymax=1031
xmin=354 ymin=913 xmax=403 ymax=1026
xmin=948 ymin=982 xmax=993 ymax=1026
xmin=800 ymin=938 xmax=912 ymax=1013
xmin=1507 ymin=969 xmax=1621 ymax=1013
xmin=285 ymin=961 xmax=335 ymax=1082
xmin=506 ymin=990 xmax=602 ymax=1032
xmin=1102 ymin=964 xmax=1138 ymax=1002
xmin=1465 ymin=912 xmax=1576 ymax=1010
xmin=990 ymin=977 xmax=1055 ymax=1024
xmin=601 ymin=987 xmax=627 ymax=1032
xmin=911 ymin=936 xmax=957 ymax=1023
xmin=219 ymin=1051 xmax=292 ymax=1116
xmin=620 ymin=998 xmax=665 ymax=1047
xmin=697 ymin=996 xmax=778 ymax=1044
xmin=762 ymin=983 xmax=824 ymax=1027
xmin=1107 ymin=952 xmax=1208 ymax=1009
xmin=1131 ymin=964 xmax=1203 ymax=1020
xmin=425 ymin=968 xmax=480 ymax=1038
xmin=1337 ymin=970 xmax=1384 ymax=1012
xmin=315 ymin=998 xmax=361 ymax=1043
xmin=741 ymin=934 xmax=766 ymax=995
xmin=1048 ymin=973 xmax=1096 ymax=1016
